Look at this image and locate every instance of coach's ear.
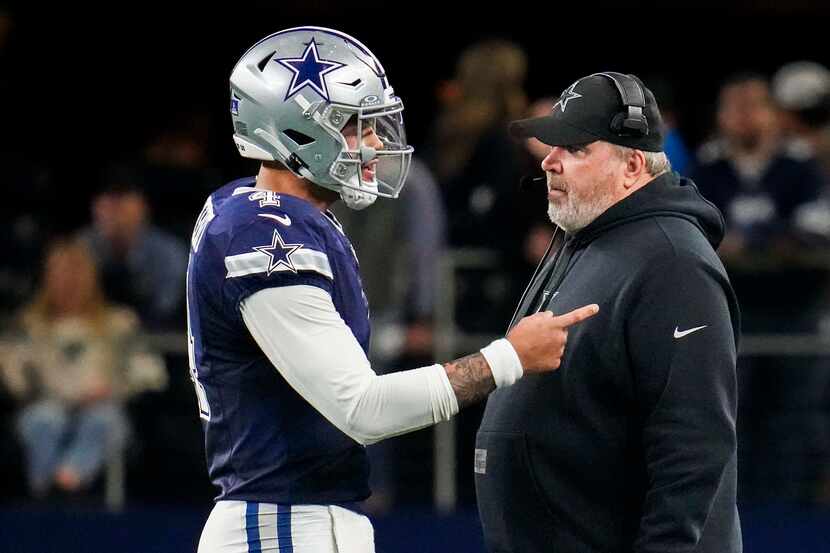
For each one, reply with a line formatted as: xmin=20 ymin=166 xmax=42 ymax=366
xmin=622 ymin=149 xmax=647 ymax=189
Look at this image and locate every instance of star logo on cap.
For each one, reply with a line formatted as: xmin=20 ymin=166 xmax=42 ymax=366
xmin=253 ymin=229 xmax=303 ymax=275
xmin=554 ymin=82 xmax=583 ymax=113
xmin=275 ymin=38 xmax=346 ymax=102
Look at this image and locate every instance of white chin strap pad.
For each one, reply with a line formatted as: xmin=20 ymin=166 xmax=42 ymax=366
xmin=339 ymin=184 xmax=378 ymax=210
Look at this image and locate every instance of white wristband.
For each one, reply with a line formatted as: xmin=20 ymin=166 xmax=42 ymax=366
xmin=480 ymin=338 xmax=524 ymax=388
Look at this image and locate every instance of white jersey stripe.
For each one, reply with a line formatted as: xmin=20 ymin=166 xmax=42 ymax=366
xmin=225 ymin=249 xmax=333 ymax=280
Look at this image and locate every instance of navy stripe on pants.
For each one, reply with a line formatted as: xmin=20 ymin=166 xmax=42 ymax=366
xmin=245 ymin=502 xmax=261 ymax=553
xmin=277 ymin=504 xmax=294 ymax=552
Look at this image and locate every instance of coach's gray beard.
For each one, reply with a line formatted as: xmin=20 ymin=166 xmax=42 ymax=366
xmin=547 ymin=185 xmax=616 ymax=233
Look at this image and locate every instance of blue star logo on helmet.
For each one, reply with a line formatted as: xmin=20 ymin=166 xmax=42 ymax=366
xmin=554 ymin=82 xmax=583 ymax=113
xmin=275 ymin=38 xmax=346 ymax=102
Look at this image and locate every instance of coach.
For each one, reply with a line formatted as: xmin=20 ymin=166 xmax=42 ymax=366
xmin=475 ymin=72 xmax=742 ymax=553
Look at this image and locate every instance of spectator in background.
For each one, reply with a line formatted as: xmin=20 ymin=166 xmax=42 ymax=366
xmin=647 ymin=76 xmax=692 ymax=175
xmin=425 ymin=39 xmax=529 ymax=332
xmin=79 ymin=165 xmax=188 ymax=330
xmin=0 ymin=239 xmax=166 ymax=497
xmin=773 ymin=61 xmax=830 ymax=180
xmin=692 ymin=72 xmax=826 ymax=257
xmin=691 ymin=72 xmax=830 ymax=502
xmin=771 ymin=61 xmax=830 ymax=241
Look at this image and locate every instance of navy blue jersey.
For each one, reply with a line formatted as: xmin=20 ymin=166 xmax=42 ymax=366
xmin=186 ymin=177 xmax=371 ymax=504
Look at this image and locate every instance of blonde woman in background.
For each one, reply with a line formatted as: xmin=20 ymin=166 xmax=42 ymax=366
xmin=429 ymin=39 xmax=528 ymax=186
xmin=426 ymin=40 xmax=532 ymax=332
xmin=0 ymin=238 xmax=166 ymax=497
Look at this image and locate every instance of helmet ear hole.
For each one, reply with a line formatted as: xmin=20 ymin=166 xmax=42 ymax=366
xmin=257 ymin=51 xmax=276 ymax=72
xmin=282 ymin=129 xmax=316 ymax=147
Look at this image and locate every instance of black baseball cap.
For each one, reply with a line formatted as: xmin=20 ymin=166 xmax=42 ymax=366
xmin=510 ymin=72 xmax=665 ymax=152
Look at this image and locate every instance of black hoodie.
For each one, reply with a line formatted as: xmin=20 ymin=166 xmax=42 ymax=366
xmin=475 ymin=172 xmax=742 ymax=553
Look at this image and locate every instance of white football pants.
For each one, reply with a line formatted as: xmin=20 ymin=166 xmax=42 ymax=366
xmin=198 ymin=501 xmax=375 ymax=553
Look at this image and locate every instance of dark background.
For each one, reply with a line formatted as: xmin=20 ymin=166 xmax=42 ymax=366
xmin=3 ymin=5 xmax=830 ymax=228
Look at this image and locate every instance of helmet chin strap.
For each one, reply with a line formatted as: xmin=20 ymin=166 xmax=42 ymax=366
xmin=339 ymin=179 xmax=378 ymax=210
xmin=338 ymin=146 xmax=380 ymax=210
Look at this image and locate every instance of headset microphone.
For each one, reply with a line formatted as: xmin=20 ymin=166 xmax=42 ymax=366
xmin=519 ymin=175 xmax=545 ymax=191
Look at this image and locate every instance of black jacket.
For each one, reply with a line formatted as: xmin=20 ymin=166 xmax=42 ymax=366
xmin=475 ymin=172 xmax=741 ymax=553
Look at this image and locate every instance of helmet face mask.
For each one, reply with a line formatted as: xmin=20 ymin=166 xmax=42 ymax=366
xmin=326 ymin=99 xmax=412 ymax=202
xmin=230 ymin=27 xmax=413 ymax=209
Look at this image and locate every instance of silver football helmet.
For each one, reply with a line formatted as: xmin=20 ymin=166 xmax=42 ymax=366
xmin=230 ymin=27 xmax=414 ymax=210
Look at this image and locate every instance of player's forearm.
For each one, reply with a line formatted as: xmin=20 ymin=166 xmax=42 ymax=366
xmin=444 ymin=338 xmax=524 ymax=408
xmin=443 ymin=353 xmax=496 ymax=409
xmin=347 ymin=338 xmax=525 ymax=440
xmin=344 ymin=363 xmax=458 ymax=444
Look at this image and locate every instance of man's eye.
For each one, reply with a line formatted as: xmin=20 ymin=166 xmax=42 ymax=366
xmin=565 ymin=145 xmax=583 ymax=154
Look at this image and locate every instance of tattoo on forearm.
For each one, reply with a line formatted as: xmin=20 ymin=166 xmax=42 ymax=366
xmin=443 ymin=353 xmax=496 ymax=409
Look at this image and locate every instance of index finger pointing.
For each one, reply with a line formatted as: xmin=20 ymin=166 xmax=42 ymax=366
xmin=553 ymin=304 xmax=600 ymax=328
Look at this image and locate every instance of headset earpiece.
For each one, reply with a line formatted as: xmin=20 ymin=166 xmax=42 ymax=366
xmin=593 ymin=72 xmax=649 ymax=137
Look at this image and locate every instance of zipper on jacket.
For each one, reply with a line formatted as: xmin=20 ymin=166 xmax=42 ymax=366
xmin=507 ymin=230 xmax=579 ymax=330
xmin=531 ymin=236 xmax=579 ymax=314
xmin=506 ymin=228 xmax=559 ymax=331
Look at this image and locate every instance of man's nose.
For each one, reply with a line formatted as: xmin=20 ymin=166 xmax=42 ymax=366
xmin=541 ymin=147 xmax=563 ymax=173
xmin=364 ymin=129 xmax=384 ymax=151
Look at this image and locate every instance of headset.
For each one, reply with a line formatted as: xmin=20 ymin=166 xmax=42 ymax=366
xmin=591 ymin=72 xmax=649 ymax=137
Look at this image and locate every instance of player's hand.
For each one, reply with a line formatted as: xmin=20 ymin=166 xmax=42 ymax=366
xmin=506 ymin=304 xmax=599 ymax=373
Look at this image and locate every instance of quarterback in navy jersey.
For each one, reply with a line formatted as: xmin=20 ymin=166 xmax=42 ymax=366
xmin=190 ymin=27 xmax=599 ymax=553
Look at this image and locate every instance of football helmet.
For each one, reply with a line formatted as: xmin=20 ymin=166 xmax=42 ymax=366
xmin=230 ymin=27 xmax=413 ymax=209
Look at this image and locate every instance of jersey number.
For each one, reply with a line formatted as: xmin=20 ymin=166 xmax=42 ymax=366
xmin=187 ymin=198 xmax=215 ymax=420
xmin=187 ymin=328 xmax=211 ymax=421
xmin=191 ymin=198 xmax=215 ymax=252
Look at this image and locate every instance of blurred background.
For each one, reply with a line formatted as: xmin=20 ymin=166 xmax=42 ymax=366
xmin=2 ymin=3 xmax=830 ymax=552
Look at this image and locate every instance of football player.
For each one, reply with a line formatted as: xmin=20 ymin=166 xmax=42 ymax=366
xmin=189 ymin=27 xmax=598 ymax=553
